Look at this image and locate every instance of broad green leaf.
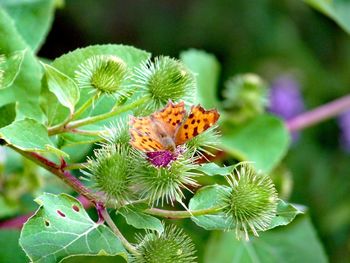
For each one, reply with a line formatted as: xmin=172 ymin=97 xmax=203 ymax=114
xmin=0 ymin=118 xmax=66 ymax=156
xmin=180 ymin=49 xmax=220 ymax=108
xmin=0 ymin=102 xmax=16 ymax=128
xmin=189 ymin=185 xmax=231 ymax=231
xmin=40 ymin=82 xmax=70 ymax=127
xmin=62 ymin=255 xmax=126 ymax=263
xmin=0 ymin=49 xmax=26 ymax=89
xmin=118 ymin=206 xmax=164 ymax=234
xmin=267 ymin=200 xmax=305 ymax=230
xmin=1 ymin=0 xmax=56 ymax=52
xmin=221 ymin=115 xmax=290 ymax=173
xmin=19 ymin=193 xmax=127 ymax=263
xmin=58 ymin=132 xmax=101 ymax=147
xmin=304 ymin=0 xmax=350 ymax=34
xmin=204 ymin=216 xmax=328 ymax=263
xmin=195 ymin=163 xmax=233 ymax=176
xmin=0 ymin=7 xmax=44 ymax=122
xmin=0 ymin=230 xmax=27 ymax=263
xmin=42 ymin=63 xmax=80 ymax=114
xmin=52 ymin=44 xmax=151 ymax=78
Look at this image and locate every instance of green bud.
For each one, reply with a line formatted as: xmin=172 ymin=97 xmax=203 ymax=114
xmin=222 ymin=73 xmax=268 ymax=124
xmin=75 ymin=55 xmax=130 ymax=96
xmin=222 ymin=163 xmax=278 ymax=240
xmin=85 ymin=144 xmax=135 ymax=205
xmin=102 ymin=118 xmax=131 ymax=147
xmin=133 ymin=157 xmax=199 ymax=206
xmin=132 ymin=225 xmax=197 ymax=263
xmin=185 ymin=126 xmax=220 ymax=157
xmin=134 ymin=56 xmax=196 ymax=109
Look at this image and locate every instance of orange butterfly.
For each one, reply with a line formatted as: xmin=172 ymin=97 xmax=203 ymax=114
xmin=129 ymin=101 xmax=219 ymax=166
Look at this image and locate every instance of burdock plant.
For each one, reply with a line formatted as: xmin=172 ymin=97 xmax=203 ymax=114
xmin=12 ymin=43 xmax=302 ymax=263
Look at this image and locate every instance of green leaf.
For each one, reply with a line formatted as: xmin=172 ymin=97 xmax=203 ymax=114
xmin=0 ymin=49 xmax=26 ymax=89
xmin=19 ymin=193 xmax=127 ymax=263
xmin=0 ymin=102 xmax=16 ymax=128
xmin=194 ymin=163 xmax=233 ymax=176
xmin=42 ymin=63 xmax=80 ymax=114
xmin=0 ymin=230 xmax=27 ymax=263
xmin=180 ymin=49 xmax=220 ymax=108
xmin=204 ymin=216 xmax=328 ymax=263
xmin=58 ymin=132 xmax=101 ymax=147
xmin=304 ymin=0 xmax=350 ymax=34
xmin=118 ymin=206 xmax=164 ymax=234
xmin=0 ymin=7 xmax=44 ymax=122
xmin=189 ymin=185 xmax=231 ymax=231
xmin=52 ymin=44 xmax=151 ymax=78
xmin=267 ymin=200 xmax=305 ymax=230
xmin=1 ymin=0 xmax=56 ymax=52
xmin=61 ymin=255 xmax=126 ymax=263
xmin=221 ymin=114 xmax=290 ymax=173
xmin=0 ymin=118 xmax=66 ymax=156
xmin=40 ymin=82 xmax=70 ymax=127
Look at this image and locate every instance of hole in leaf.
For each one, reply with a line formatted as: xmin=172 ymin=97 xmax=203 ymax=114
xmin=72 ymin=205 xmax=80 ymax=212
xmin=44 ymin=220 xmax=50 ymax=227
xmin=57 ymin=210 xmax=66 ymax=217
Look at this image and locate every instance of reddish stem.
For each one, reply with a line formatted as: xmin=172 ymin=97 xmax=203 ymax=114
xmin=286 ymin=94 xmax=350 ymax=132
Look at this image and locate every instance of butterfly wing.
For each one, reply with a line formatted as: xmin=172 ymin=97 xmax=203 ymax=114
xmin=129 ymin=116 xmax=164 ymax=152
xmin=151 ymin=101 xmax=186 ymax=137
xmin=175 ymin=105 xmax=220 ymax=145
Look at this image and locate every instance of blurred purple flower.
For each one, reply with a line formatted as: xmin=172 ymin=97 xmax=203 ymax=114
xmin=268 ymin=76 xmax=305 ymax=142
xmin=338 ymin=110 xmax=350 ymax=152
xmin=268 ymin=76 xmax=305 ymax=120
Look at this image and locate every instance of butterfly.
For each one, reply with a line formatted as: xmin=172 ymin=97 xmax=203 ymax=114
xmin=129 ymin=101 xmax=220 ymax=166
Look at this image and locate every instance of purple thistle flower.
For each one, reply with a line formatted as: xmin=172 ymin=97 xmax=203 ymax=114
xmin=146 ymin=150 xmax=177 ymax=167
xmin=268 ymin=76 xmax=305 ymax=120
xmin=268 ymin=76 xmax=305 ymax=142
xmin=338 ymin=110 xmax=350 ymax=152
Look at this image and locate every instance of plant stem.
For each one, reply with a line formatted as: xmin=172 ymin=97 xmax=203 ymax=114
xmin=9 ymin=145 xmax=100 ymax=203
xmin=286 ymin=94 xmax=350 ymax=132
xmin=73 ymin=92 xmax=99 ymax=120
xmin=145 ymin=206 xmax=223 ymax=219
xmin=100 ymin=207 xmax=139 ymax=255
xmin=68 ymin=96 xmax=150 ymax=129
xmin=48 ymin=96 xmax=150 ymax=135
xmin=71 ymin=129 xmax=107 ymax=136
xmin=65 ymin=162 xmax=89 ymax=170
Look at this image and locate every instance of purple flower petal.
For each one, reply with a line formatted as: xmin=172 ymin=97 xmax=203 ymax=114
xmin=146 ymin=150 xmax=177 ymax=167
xmin=268 ymin=76 xmax=305 ymax=120
xmin=338 ymin=110 xmax=350 ymax=152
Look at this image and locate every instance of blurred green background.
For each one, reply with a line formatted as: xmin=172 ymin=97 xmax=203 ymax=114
xmin=38 ymin=0 xmax=350 ymax=262
xmin=2 ymin=0 xmax=350 ymax=262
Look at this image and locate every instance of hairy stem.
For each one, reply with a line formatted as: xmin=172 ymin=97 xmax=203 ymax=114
xmin=73 ymin=92 xmax=99 ymax=120
xmin=100 ymin=207 xmax=139 ymax=255
xmin=145 ymin=206 xmax=224 ymax=219
xmin=48 ymin=96 xmax=150 ymax=135
xmin=286 ymin=94 xmax=350 ymax=132
xmin=65 ymin=162 xmax=89 ymax=170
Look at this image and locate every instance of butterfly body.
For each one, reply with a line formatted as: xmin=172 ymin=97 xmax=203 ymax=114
xmin=149 ymin=116 xmax=177 ymax=151
xmin=129 ymin=101 xmax=220 ymax=164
